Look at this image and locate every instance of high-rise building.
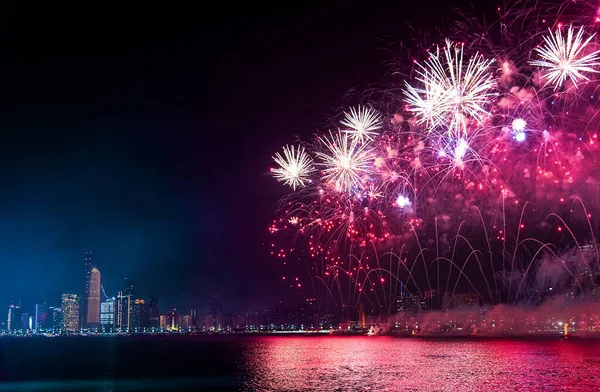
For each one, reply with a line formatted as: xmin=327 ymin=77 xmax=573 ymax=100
xmin=34 ymin=303 xmax=46 ymax=332
xmin=210 ymin=295 xmax=223 ymax=329
xmin=180 ymin=315 xmax=193 ymax=330
xmin=123 ymin=278 xmax=134 ymax=297
xmin=159 ymin=314 xmax=167 ymax=330
xmin=86 ymin=267 xmax=101 ymax=327
xmin=167 ymin=308 xmax=178 ymax=331
xmin=82 ymin=251 xmax=93 ymax=328
xmin=61 ymin=293 xmax=80 ymax=332
xmin=395 ymin=294 xmax=420 ymax=316
xmin=7 ymin=302 xmax=22 ymax=332
xmin=148 ymin=295 xmax=159 ymax=329
xmin=48 ymin=306 xmax=62 ymax=331
xmin=100 ymin=297 xmax=115 ymax=331
xmin=130 ymin=299 xmax=148 ymax=331
xmin=115 ymin=278 xmax=135 ymax=332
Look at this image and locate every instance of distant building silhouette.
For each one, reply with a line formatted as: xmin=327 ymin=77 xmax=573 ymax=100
xmin=61 ymin=293 xmax=80 ymax=332
xmin=148 ymin=295 xmax=159 ymax=329
xmin=47 ymin=306 xmax=62 ymax=331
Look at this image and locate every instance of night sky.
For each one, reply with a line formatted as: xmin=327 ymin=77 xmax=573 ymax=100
xmin=0 ymin=1 xmax=485 ymax=312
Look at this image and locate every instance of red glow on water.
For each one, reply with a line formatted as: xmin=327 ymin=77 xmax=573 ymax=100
xmin=241 ymin=337 xmax=600 ymax=390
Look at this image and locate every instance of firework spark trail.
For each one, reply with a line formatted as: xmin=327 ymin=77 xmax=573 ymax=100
xmin=266 ymin=1 xmax=600 ymax=315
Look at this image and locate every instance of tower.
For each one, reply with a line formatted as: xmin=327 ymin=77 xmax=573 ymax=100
xmin=82 ymin=251 xmax=93 ymax=328
xmin=117 ymin=279 xmax=134 ymax=332
xmin=7 ymin=301 xmax=22 ymax=332
xmin=86 ymin=267 xmax=101 ymax=327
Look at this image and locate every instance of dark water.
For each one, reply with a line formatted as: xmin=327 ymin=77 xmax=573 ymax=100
xmin=1 ymin=336 xmax=599 ymax=391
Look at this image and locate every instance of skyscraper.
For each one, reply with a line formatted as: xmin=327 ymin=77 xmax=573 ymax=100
xmin=7 ymin=301 xmax=22 ymax=332
xmin=82 ymin=251 xmax=93 ymax=328
xmin=61 ymin=293 xmax=80 ymax=332
xmin=34 ymin=303 xmax=46 ymax=332
xmin=86 ymin=267 xmax=101 ymax=327
xmin=100 ymin=297 xmax=115 ymax=332
xmin=130 ymin=299 xmax=148 ymax=331
xmin=148 ymin=295 xmax=159 ymax=329
xmin=116 ymin=278 xmax=135 ymax=332
xmin=48 ymin=307 xmax=62 ymax=331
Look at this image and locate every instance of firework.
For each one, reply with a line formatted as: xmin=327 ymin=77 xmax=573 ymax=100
xmin=315 ymin=131 xmax=374 ymax=194
xmin=271 ymin=145 xmax=315 ymax=191
xmin=530 ymin=25 xmax=600 ymax=90
xmin=404 ymin=40 xmax=495 ymax=137
xmin=340 ymin=106 xmax=382 ymax=143
xmin=266 ymin=0 xmax=600 ymax=316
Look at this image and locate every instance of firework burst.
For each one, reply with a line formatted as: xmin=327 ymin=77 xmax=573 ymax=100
xmin=315 ymin=131 xmax=374 ymax=194
xmin=404 ymin=40 xmax=496 ymax=137
xmin=271 ymin=145 xmax=315 ymax=191
xmin=340 ymin=106 xmax=382 ymax=143
xmin=530 ymin=25 xmax=600 ymax=90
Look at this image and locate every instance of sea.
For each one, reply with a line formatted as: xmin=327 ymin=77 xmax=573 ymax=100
xmin=0 ymin=335 xmax=599 ymax=391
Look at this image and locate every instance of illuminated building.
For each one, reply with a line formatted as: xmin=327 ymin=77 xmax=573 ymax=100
xmin=167 ymin=308 xmax=178 ymax=331
xmin=180 ymin=315 xmax=193 ymax=330
xmin=159 ymin=315 xmax=167 ymax=330
xmin=116 ymin=279 xmax=135 ymax=332
xmin=116 ymin=291 xmax=130 ymax=332
xmin=7 ymin=302 xmax=21 ymax=332
xmin=34 ymin=303 xmax=46 ymax=332
xmin=100 ymin=298 xmax=115 ymax=331
xmin=396 ymin=294 xmax=420 ymax=316
xmin=130 ymin=299 xmax=148 ymax=331
xmin=87 ymin=267 xmax=101 ymax=327
xmin=82 ymin=251 xmax=93 ymax=328
xmin=61 ymin=293 xmax=80 ymax=332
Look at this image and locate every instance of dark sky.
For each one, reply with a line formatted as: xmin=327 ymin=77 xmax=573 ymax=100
xmin=0 ymin=1 xmax=483 ymax=312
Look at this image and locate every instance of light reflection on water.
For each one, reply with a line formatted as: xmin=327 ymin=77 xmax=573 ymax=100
xmin=238 ymin=336 xmax=600 ymax=391
xmin=1 ymin=336 xmax=600 ymax=391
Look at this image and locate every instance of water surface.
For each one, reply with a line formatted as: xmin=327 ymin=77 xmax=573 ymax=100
xmin=1 ymin=336 xmax=598 ymax=391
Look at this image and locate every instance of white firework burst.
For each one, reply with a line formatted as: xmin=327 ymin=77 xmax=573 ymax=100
xmin=316 ymin=131 xmax=373 ymax=193
xmin=271 ymin=145 xmax=315 ymax=191
xmin=340 ymin=106 xmax=382 ymax=143
xmin=404 ymin=39 xmax=495 ymax=137
xmin=530 ymin=25 xmax=600 ymax=90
